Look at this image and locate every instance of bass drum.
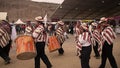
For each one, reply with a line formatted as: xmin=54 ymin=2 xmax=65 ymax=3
xmin=15 ymin=35 xmax=36 ymax=60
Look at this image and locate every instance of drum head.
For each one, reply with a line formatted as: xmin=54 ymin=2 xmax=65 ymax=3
xmin=17 ymin=52 xmax=36 ymax=60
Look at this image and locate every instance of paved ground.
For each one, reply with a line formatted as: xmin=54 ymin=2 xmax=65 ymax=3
xmin=0 ymin=34 xmax=120 ymax=68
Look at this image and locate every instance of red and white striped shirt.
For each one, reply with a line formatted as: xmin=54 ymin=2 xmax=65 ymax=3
xmin=74 ymin=26 xmax=82 ymax=50
xmin=0 ymin=27 xmax=10 ymax=48
xmin=32 ymin=25 xmax=47 ymax=42
xmin=55 ymin=26 xmax=65 ymax=44
xmin=92 ymin=30 xmax=102 ymax=44
xmin=77 ymin=32 xmax=91 ymax=50
xmin=56 ymin=27 xmax=64 ymax=36
xmin=92 ymin=29 xmax=102 ymax=51
xmin=102 ymin=26 xmax=116 ymax=45
xmin=74 ymin=26 xmax=81 ymax=37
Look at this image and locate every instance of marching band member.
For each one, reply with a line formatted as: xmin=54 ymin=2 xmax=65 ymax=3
xmin=99 ymin=17 xmax=118 ymax=68
xmin=55 ymin=21 xmax=65 ymax=55
xmin=78 ymin=23 xmax=92 ymax=68
xmin=91 ymin=22 xmax=101 ymax=59
xmin=32 ymin=16 xmax=52 ymax=68
xmin=74 ymin=20 xmax=83 ymax=55
xmin=0 ymin=20 xmax=11 ymax=64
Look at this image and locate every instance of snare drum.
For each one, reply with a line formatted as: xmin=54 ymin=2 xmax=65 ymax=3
xmin=15 ymin=35 xmax=36 ymax=60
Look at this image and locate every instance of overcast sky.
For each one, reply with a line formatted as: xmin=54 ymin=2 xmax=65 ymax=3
xmin=31 ymin=0 xmax=64 ymax=4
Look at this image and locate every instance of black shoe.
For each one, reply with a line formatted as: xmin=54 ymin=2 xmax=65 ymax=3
xmin=47 ymin=65 xmax=52 ymax=68
xmin=94 ymin=55 xmax=100 ymax=59
xmin=8 ymin=57 xmax=11 ymax=61
xmin=99 ymin=65 xmax=104 ymax=68
xmin=59 ymin=53 xmax=64 ymax=56
xmin=5 ymin=57 xmax=11 ymax=65
xmin=95 ymin=56 xmax=100 ymax=59
xmin=5 ymin=60 xmax=10 ymax=65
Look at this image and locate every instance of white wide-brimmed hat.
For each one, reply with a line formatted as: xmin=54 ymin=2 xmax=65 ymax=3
xmin=57 ymin=21 xmax=64 ymax=25
xmin=91 ymin=22 xmax=97 ymax=27
xmin=81 ymin=23 xmax=88 ymax=30
xmin=35 ymin=16 xmax=43 ymax=21
xmin=99 ymin=17 xmax=107 ymax=23
xmin=78 ymin=20 xmax=82 ymax=23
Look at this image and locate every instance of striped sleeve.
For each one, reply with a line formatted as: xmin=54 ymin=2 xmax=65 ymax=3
xmin=56 ymin=27 xmax=64 ymax=36
xmin=76 ymin=41 xmax=82 ymax=50
xmin=74 ymin=27 xmax=80 ymax=37
xmin=0 ymin=28 xmax=10 ymax=48
xmin=92 ymin=30 xmax=101 ymax=43
xmin=92 ymin=30 xmax=103 ymax=52
xmin=76 ymin=34 xmax=82 ymax=50
xmin=107 ymin=27 xmax=116 ymax=39
xmin=102 ymin=27 xmax=116 ymax=45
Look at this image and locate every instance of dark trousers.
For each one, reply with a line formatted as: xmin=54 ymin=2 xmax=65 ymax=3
xmin=93 ymin=41 xmax=100 ymax=57
xmin=34 ymin=42 xmax=52 ymax=68
xmin=80 ymin=45 xmax=92 ymax=68
xmin=99 ymin=41 xmax=117 ymax=68
xmin=0 ymin=46 xmax=10 ymax=62
xmin=0 ymin=40 xmax=11 ymax=62
xmin=3 ymin=40 xmax=12 ymax=56
xmin=58 ymin=43 xmax=64 ymax=54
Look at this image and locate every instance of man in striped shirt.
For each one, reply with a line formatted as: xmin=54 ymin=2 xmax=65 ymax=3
xmin=0 ymin=27 xmax=11 ymax=64
xmin=32 ymin=16 xmax=52 ymax=68
xmin=74 ymin=20 xmax=83 ymax=55
xmin=0 ymin=20 xmax=11 ymax=65
xmin=99 ymin=17 xmax=117 ymax=68
xmin=91 ymin=22 xmax=101 ymax=59
xmin=55 ymin=21 xmax=65 ymax=55
xmin=78 ymin=23 xmax=92 ymax=68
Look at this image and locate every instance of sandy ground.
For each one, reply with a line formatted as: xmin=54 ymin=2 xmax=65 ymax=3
xmin=0 ymin=34 xmax=120 ymax=68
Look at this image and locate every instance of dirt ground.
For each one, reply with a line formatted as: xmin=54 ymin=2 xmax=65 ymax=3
xmin=0 ymin=34 xmax=120 ymax=68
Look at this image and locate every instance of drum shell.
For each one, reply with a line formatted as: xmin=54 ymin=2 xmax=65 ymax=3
xmin=48 ymin=36 xmax=61 ymax=52
xmin=15 ymin=35 xmax=36 ymax=60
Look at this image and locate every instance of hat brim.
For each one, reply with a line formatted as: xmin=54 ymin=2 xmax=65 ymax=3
xmin=36 ymin=20 xmax=43 ymax=21
xmin=35 ymin=16 xmax=43 ymax=21
xmin=81 ymin=25 xmax=88 ymax=30
xmin=58 ymin=21 xmax=64 ymax=25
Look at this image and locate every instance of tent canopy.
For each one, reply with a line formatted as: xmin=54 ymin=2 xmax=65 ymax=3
xmin=51 ymin=0 xmax=120 ymax=20
xmin=14 ymin=19 xmax=26 ymax=24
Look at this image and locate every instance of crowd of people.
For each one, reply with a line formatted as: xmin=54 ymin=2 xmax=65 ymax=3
xmin=74 ymin=17 xmax=118 ymax=68
xmin=0 ymin=16 xmax=118 ymax=68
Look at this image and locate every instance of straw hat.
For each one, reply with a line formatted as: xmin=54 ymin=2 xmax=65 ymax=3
xmin=78 ymin=20 xmax=82 ymax=23
xmin=91 ymin=22 xmax=97 ymax=27
xmin=35 ymin=16 xmax=43 ymax=21
xmin=81 ymin=23 xmax=88 ymax=30
xmin=57 ymin=21 xmax=64 ymax=25
xmin=99 ymin=17 xmax=107 ymax=23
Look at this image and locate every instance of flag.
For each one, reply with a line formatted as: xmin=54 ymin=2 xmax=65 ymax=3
xmin=43 ymin=14 xmax=47 ymax=27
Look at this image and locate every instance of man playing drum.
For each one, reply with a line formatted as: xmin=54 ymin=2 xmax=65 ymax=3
xmin=32 ymin=16 xmax=52 ymax=68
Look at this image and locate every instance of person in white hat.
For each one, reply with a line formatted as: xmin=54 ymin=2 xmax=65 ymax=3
xmin=0 ymin=20 xmax=11 ymax=65
xmin=55 ymin=20 xmax=65 ymax=55
xmin=74 ymin=20 xmax=83 ymax=55
xmin=91 ymin=22 xmax=101 ymax=59
xmin=99 ymin=17 xmax=118 ymax=68
xmin=32 ymin=16 xmax=52 ymax=68
xmin=77 ymin=23 xmax=92 ymax=68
